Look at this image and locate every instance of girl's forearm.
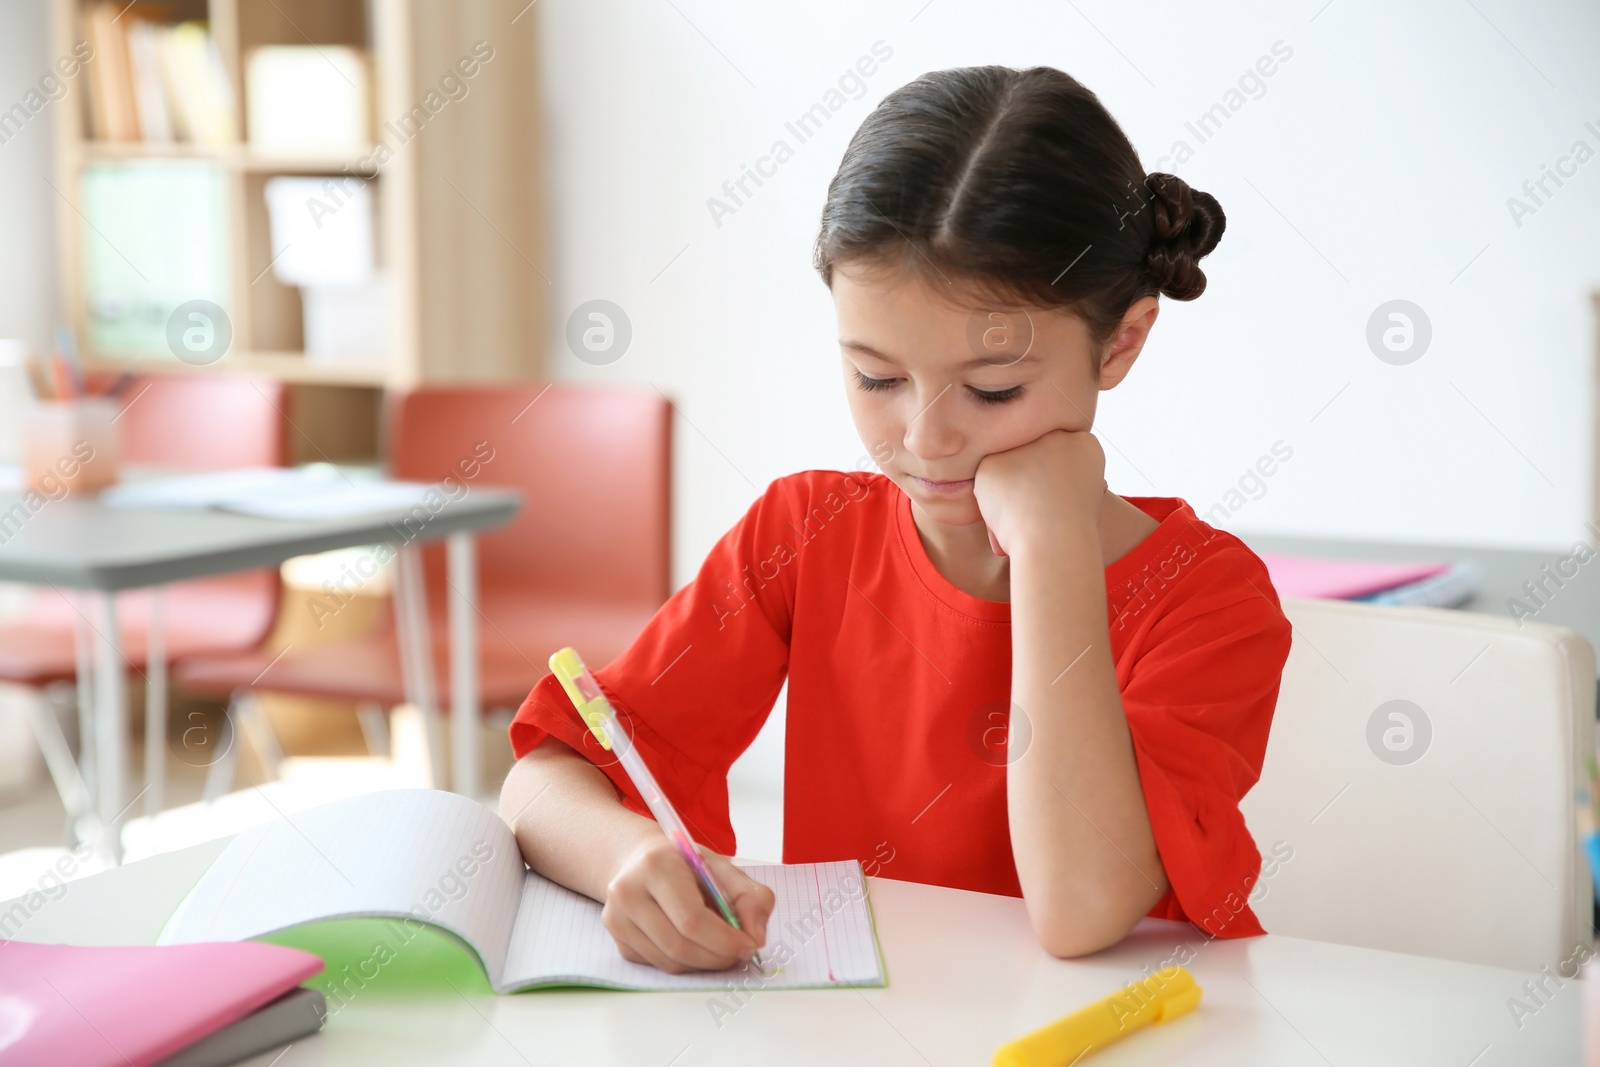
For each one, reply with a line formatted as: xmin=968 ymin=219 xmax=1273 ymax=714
xmin=498 ymin=741 xmax=663 ymax=902
xmin=1006 ymin=524 xmax=1169 ymax=957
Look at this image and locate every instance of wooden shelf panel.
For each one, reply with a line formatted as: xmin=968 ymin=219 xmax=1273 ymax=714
xmin=232 ymin=352 xmax=390 ymax=385
xmin=72 ymin=141 xmax=379 ymax=173
xmin=82 ymin=351 xmax=390 ymax=386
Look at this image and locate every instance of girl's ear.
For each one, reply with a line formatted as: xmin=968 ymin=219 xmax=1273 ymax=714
xmin=1098 ymin=297 xmax=1159 ymax=390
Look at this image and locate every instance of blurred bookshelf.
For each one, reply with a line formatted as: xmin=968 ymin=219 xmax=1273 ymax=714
xmin=50 ymin=0 xmax=546 ymax=456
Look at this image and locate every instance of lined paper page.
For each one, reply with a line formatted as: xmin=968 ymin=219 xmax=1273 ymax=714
xmin=158 ymin=790 xmax=525 ymax=984
xmin=501 ymin=859 xmax=884 ymax=992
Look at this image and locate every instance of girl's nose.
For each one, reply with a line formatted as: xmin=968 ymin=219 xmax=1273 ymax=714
xmin=902 ymin=384 xmax=963 ymax=460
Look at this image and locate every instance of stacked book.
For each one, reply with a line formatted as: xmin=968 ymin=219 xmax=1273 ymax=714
xmin=82 ymin=3 xmax=236 ymax=144
xmin=1258 ymin=553 xmax=1480 ymax=609
xmin=0 ymin=939 xmax=325 ymax=1066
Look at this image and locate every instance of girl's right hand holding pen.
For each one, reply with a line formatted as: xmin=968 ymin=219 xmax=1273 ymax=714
xmin=602 ymin=836 xmax=775 ymax=974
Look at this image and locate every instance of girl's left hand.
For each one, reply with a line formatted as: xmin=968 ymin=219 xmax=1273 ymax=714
xmin=973 ymin=429 xmax=1107 ymax=556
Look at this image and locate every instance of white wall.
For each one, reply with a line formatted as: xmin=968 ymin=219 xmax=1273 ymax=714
xmin=0 ymin=0 xmax=57 ymax=361
xmin=534 ymin=0 xmax=1600 ymax=578
xmin=8 ymin=0 xmax=1594 ymax=569
xmin=0 ymin=2 xmax=53 ymax=794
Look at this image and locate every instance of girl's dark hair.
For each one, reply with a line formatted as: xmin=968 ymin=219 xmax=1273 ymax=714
xmin=814 ymin=65 xmax=1225 ymax=360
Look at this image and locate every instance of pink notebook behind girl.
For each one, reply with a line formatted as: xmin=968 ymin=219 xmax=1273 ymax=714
xmin=1257 ymin=552 xmax=1450 ymax=600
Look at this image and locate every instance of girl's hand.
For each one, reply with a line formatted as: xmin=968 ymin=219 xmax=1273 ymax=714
xmin=601 ymin=836 xmax=774 ymax=974
xmin=973 ymin=429 xmax=1107 ymax=556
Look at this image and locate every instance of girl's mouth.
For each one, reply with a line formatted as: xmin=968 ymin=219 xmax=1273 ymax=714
xmin=909 ymin=475 xmax=974 ymax=495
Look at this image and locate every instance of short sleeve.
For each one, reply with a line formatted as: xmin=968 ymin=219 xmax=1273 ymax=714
xmin=1120 ymin=552 xmax=1293 ymax=938
xmin=508 ymin=477 xmax=797 ymax=856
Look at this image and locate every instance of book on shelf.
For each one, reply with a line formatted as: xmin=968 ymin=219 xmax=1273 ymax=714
xmin=81 ymin=3 xmax=236 ymax=146
xmin=246 ymin=45 xmax=371 ymax=154
xmin=263 ymin=175 xmax=388 ymax=364
xmin=262 ymin=175 xmax=376 ymax=286
xmin=83 ymin=1 xmax=133 ymax=141
xmin=80 ymin=160 xmax=228 ymax=354
xmin=123 ymin=18 xmax=172 ymax=142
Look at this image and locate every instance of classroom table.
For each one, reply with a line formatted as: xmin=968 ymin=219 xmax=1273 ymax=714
xmin=0 ymin=484 xmax=520 ymax=862
xmin=1 ymin=834 xmax=1586 ymax=1066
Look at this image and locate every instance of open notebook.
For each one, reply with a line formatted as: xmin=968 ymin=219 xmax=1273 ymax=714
xmin=158 ymin=789 xmax=886 ymax=994
xmin=100 ymin=467 xmax=439 ymax=521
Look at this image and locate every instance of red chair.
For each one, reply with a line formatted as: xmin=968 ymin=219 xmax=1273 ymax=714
xmin=174 ymin=383 xmax=672 ymax=797
xmin=4 ymin=373 xmax=286 ymax=820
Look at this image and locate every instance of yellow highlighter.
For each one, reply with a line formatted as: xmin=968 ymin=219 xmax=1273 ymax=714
xmin=992 ymin=966 xmax=1202 ymax=1067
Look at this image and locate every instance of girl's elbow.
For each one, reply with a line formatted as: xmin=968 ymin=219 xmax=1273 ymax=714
xmin=1034 ymin=917 xmax=1134 ymax=960
xmin=1044 ymin=940 xmax=1105 ymax=960
xmin=497 ymin=751 xmax=540 ymax=821
xmin=1028 ymin=893 xmax=1146 ymax=959
xmin=1018 ymin=848 xmax=1170 ymax=958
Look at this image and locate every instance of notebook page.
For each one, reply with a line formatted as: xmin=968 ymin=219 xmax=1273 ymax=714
xmin=500 ymin=859 xmax=885 ymax=992
xmin=100 ymin=467 xmax=295 ymax=509
xmin=159 ymin=790 xmax=525 ymax=984
xmin=100 ymin=467 xmax=436 ymax=520
xmin=220 ymin=480 xmax=436 ymax=520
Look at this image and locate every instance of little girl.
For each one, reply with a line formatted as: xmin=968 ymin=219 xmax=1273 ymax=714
xmin=499 ymin=64 xmax=1293 ymax=972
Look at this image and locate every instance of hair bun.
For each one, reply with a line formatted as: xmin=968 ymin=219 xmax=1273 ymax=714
xmin=1141 ymin=172 xmax=1225 ymax=300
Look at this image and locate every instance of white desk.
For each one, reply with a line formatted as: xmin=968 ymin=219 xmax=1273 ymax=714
xmin=3 ymin=837 xmax=1587 ymax=1066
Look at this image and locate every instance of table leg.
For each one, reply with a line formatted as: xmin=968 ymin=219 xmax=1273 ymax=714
xmin=72 ymin=592 xmax=96 ymax=809
xmin=394 ymin=546 xmax=444 ymax=789
xmin=92 ymin=591 xmax=126 ymax=865
xmin=25 ymin=686 xmax=93 ymax=829
xmin=145 ymin=585 xmax=166 ymax=817
xmin=355 ymin=701 xmax=391 ymax=757
xmin=447 ymin=532 xmax=480 ymax=800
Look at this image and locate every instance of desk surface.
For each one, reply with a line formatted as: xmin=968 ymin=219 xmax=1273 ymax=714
xmin=0 ymin=489 xmax=521 ymax=591
xmin=3 ymin=838 xmax=1585 ymax=1066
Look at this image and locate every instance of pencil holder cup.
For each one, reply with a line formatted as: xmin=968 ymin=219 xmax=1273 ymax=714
xmin=22 ymin=398 xmax=119 ymax=497
xmin=0 ymin=340 xmax=32 ymax=466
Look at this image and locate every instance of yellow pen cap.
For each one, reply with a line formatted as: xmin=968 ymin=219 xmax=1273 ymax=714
xmin=992 ymin=965 xmax=1201 ymax=1067
xmin=549 ymin=646 xmax=613 ymax=750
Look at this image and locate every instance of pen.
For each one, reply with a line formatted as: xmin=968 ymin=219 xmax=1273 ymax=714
xmin=549 ymin=646 xmax=764 ymax=971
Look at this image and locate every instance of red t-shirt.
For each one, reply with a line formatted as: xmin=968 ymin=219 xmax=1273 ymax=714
xmin=510 ymin=469 xmax=1293 ymax=938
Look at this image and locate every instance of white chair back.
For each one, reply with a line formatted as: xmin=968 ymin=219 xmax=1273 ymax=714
xmin=1242 ymin=596 xmax=1595 ymax=972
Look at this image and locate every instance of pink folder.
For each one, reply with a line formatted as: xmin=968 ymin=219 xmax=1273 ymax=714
xmin=0 ymin=939 xmax=323 ymax=1067
xmin=1257 ymin=552 xmax=1450 ymax=600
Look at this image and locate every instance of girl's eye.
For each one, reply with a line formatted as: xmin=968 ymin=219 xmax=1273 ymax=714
xmin=853 ymin=370 xmax=899 ymax=392
xmin=852 ymin=369 xmax=1022 ymax=404
xmin=968 ymin=385 xmax=1024 ymax=405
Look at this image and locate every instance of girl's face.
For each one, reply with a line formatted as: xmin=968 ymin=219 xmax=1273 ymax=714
xmin=831 ymin=259 xmax=1152 ymax=528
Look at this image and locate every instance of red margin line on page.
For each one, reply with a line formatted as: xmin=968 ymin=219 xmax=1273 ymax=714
xmin=814 ymin=865 xmax=836 ymax=983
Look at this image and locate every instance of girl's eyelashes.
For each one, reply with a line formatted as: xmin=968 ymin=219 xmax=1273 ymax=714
xmin=968 ymin=385 xmax=1024 ymax=405
xmin=852 ymin=369 xmax=898 ymax=392
xmin=851 ymin=369 xmax=1026 ymax=405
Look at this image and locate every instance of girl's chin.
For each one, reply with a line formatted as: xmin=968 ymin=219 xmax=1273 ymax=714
xmin=906 ymin=492 xmax=983 ymax=526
